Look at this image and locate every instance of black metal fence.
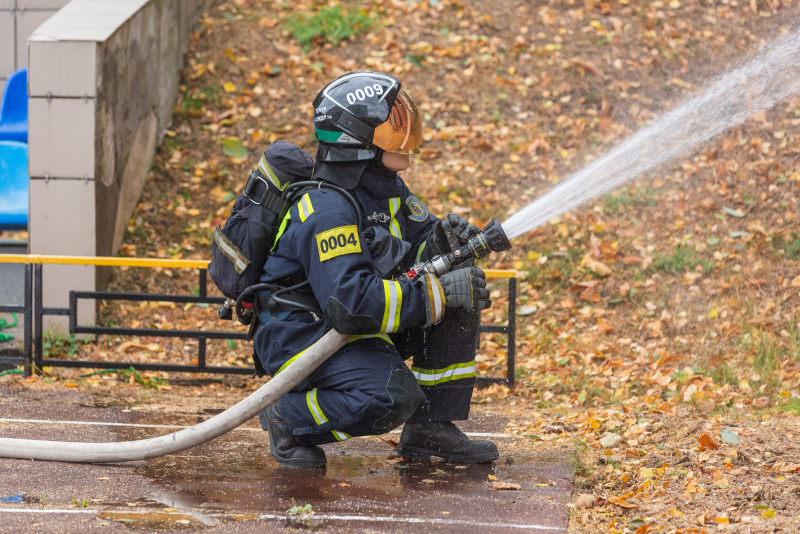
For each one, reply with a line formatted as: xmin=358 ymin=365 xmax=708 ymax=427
xmin=0 ymin=257 xmax=516 ymax=385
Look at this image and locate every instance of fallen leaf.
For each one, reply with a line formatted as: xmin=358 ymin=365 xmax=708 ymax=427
xmin=698 ymin=433 xmax=721 ymax=450
xmin=772 ymin=462 xmax=800 ymax=473
xmin=222 ymin=137 xmax=248 ymax=159
xmin=597 ymin=317 xmax=615 ymax=333
xmin=720 ymin=428 xmax=740 ymax=445
xmin=492 ymin=481 xmax=521 ymax=490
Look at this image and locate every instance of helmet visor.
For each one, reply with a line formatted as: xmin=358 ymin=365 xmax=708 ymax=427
xmin=371 ymin=88 xmax=422 ymax=154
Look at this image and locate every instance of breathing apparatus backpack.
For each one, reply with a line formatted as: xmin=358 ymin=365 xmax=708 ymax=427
xmin=208 ymin=144 xmax=314 ymax=322
xmin=208 ymin=147 xmax=363 ymax=328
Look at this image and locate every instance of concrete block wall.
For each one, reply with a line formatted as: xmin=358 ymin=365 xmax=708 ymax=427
xmin=27 ymin=0 xmax=210 ymax=331
xmin=0 ymin=0 xmax=70 ymax=96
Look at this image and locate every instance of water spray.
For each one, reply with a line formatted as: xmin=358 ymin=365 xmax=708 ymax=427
xmin=502 ymin=26 xmax=800 ymax=240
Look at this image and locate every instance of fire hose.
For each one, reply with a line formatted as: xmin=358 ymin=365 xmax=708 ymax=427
xmin=0 ymin=220 xmax=510 ymax=464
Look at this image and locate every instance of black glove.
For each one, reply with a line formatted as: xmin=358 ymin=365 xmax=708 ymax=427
xmin=438 ymin=267 xmax=491 ymax=310
xmin=363 ymin=226 xmax=411 ymax=278
xmin=432 ymin=213 xmax=480 ymax=253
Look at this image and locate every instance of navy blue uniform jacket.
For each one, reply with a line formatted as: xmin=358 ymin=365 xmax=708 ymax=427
xmin=253 ymin=171 xmax=446 ymax=376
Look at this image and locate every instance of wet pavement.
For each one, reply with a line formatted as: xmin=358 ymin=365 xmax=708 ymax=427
xmin=0 ymin=389 xmax=571 ymax=533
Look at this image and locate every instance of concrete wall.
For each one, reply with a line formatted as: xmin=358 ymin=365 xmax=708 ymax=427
xmin=27 ymin=0 xmax=210 ymax=331
xmin=0 ymin=0 xmax=71 ymax=96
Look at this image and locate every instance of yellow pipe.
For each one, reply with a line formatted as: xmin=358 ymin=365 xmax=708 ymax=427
xmin=482 ymin=269 xmax=517 ymax=279
xmin=0 ymin=254 xmax=517 ymax=278
xmin=0 ymin=254 xmax=208 ymax=269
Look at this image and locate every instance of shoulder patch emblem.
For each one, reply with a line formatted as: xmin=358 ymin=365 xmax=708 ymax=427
xmin=315 ymin=225 xmax=361 ymax=261
xmin=404 ymin=196 xmax=429 ymax=222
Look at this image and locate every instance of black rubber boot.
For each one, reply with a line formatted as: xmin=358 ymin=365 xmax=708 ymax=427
xmin=397 ymin=422 xmax=499 ymax=463
xmin=259 ymin=403 xmax=326 ymax=468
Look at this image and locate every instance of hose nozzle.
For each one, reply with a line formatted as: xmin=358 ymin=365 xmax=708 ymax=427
xmin=481 ymin=218 xmax=512 ymax=254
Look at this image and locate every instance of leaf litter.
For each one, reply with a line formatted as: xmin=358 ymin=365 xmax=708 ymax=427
xmin=2 ymin=0 xmax=800 ymax=531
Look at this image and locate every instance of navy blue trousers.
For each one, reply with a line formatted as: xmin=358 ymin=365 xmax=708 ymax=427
xmin=271 ymin=308 xmax=480 ymax=446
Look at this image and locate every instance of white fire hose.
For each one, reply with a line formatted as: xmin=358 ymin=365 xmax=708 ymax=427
xmin=0 ymin=331 xmax=350 ymax=463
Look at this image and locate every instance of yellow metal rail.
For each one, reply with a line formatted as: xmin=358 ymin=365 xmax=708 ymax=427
xmin=0 ymin=254 xmax=517 ymax=278
xmin=0 ymin=254 xmax=209 ymax=269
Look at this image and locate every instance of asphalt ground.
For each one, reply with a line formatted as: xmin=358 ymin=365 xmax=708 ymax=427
xmin=0 ymin=386 xmax=571 ymax=533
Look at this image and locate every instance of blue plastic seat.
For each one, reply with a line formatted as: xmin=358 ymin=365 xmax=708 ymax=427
xmin=0 ymin=141 xmax=29 ymax=229
xmin=0 ymin=69 xmax=28 ymax=143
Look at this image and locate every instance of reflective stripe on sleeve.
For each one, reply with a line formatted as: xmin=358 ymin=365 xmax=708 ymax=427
xmin=416 ymin=241 xmax=426 ymax=263
xmin=410 ymin=362 xmax=477 ymax=386
xmin=389 ymin=197 xmax=402 ymax=239
xmin=298 ymin=193 xmax=315 ymax=222
xmin=424 ymin=273 xmax=445 ymax=325
xmin=306 ymin=388 xmax=329 ymax=425
xmin=380 ymin=280 xmax=403 ymax=334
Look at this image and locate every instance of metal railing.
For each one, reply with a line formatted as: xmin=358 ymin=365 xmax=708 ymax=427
xmin=0 ymin=255 xmax=516 ymax=385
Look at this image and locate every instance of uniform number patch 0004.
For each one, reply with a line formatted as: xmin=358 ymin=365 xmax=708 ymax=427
xmin=316 ymin=225 xmax=361 ymax=261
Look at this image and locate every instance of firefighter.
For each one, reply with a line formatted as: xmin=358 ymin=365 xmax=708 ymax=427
xmin=255 ymin=71 xmax=498 ymax=467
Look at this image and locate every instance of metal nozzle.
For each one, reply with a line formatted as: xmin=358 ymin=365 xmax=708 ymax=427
xmin=482 ymin=218 xmax=512 ymax=253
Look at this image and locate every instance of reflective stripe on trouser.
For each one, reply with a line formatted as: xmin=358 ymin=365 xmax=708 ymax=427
xmin=276 ymin=336 xmax=424 ymax=446
xmin=391 ymin=306 xmax=481 ymax=423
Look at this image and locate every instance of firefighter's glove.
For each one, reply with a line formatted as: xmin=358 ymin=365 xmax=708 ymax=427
xmin=432 ymin=213 xmax=480 ymax=253
xmin=438 ymin=267 xmax=491 ymax=311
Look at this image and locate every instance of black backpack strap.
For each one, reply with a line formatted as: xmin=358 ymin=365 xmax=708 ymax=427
xmin=243 ymin=169 xmax=286 ymax=213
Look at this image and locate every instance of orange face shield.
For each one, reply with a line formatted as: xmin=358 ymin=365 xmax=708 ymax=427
xmin=371 ymin=88 xmax=423 ymax=155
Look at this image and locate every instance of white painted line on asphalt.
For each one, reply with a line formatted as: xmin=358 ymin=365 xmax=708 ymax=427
xmin=0 ymin=508 xmax=96 ymax=514
xmin=0 ymin=418 xmax=513 ymax=438
xmin=259 ymin=513 xmax=566 ymax=531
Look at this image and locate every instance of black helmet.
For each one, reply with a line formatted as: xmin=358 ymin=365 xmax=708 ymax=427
xmin=313 ymin=71 xmax=423 ymax=164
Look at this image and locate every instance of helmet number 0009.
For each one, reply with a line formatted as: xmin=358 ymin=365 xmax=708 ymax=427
xmin=346 ymin=84 xmax=384 ymax=105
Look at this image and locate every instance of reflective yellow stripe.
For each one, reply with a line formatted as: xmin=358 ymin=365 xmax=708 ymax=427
xmin=298 ymin=193 xmax=314 ymax=223
xmin=349 ymin=333 xmax=394 ymax=345
xmin=274 ymin=345 xmax=308 ymax=376
xmin=425 ymin=273 xmax=444 ymax=324
xmin=411 ymin=362 xmax=477 ymax=386
xmin=306 ymin=388 xmax=328 ymax=425
xmin=380 ymin=280 xmax=402 ymax=333
xmin=258 ymin=155 xmax=286 ymax=190
xmin=270 ymin=210 xmax=292 ymax=252
xmin=416 ymin=241 xmax=426 ymax=263
xmin=213 ymin=226 xmax=249 ymax=274
xmin=389 ymin=197 xmax=402 ymax=239
xmin=332 ymin=430 xmax=351 ymax=441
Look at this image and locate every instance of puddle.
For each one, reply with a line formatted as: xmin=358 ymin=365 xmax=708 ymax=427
xmin=53 ymin=410 xmax=569 ymax=531
xmin=99 ymin=510 xmax=208 ymax=531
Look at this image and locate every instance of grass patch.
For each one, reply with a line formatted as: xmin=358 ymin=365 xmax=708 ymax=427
xmin=42 ymin=332 xmax=91 ymax=359
xmin=647 ymin=244 xmax=714 ymax=275
xmin=569 ymin=440 xmax=594 ymax=478
xmin=710 ymin=361 xmax=738 ymax=386
xmin=603 ymin=185 xmax=657 ymax=212
xmin=772 ymin=232 xmax=800 ymax=260
xmin=776 ymin=399 xmax=800 ymax=414
xmin=284 ymin=5 xmax=375 ymax=50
